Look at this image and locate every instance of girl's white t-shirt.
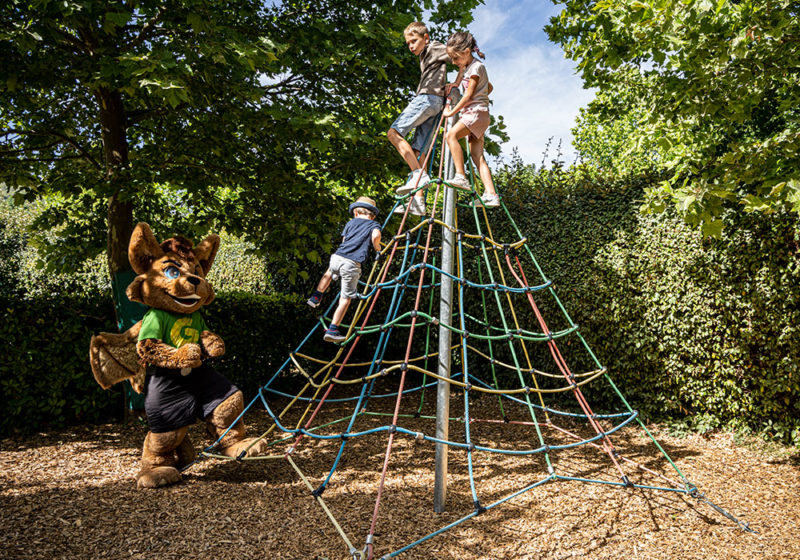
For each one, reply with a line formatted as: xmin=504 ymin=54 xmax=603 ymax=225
xmin=460 ymin=58 xmax=490 ymax=109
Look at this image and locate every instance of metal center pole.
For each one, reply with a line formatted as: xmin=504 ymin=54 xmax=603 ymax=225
xmin=434 ymin=90 xmax=460 ymax=513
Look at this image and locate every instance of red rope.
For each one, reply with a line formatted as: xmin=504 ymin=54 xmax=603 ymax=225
xmin=503 ymin=251 xmax=628 ymax=479
xmin=365 ymin=114 xmax=451 ymax=559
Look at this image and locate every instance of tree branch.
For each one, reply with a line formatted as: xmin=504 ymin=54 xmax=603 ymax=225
xmin=125 ymin=7 xmax=167 ymax=50
xmin=1 ymin=154 xmax=87 ymax=163
xmin=2 ymin=128 xmax=102 ymax=170
xmin=50 ymin=26 xmax=90 ymax=55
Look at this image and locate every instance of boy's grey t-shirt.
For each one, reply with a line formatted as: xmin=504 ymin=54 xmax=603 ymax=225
xmin=335 ymin=218 xmax=382 ymax=264
xmin=417 ymin=40 xmax=450 ymax=97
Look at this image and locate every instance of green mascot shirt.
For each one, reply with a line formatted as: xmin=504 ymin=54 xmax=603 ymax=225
xmin=138 ymin=308 xmax=206 ymax=348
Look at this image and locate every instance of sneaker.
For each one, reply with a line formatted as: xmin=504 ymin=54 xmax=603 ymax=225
xmin=394 ymin=195 xmax=427 ymax=216
xmin=471 ymin=193 xmax=500 ymax=208
xmin=307 ymin=291 xmax=323 ymax=308
xmin=396 ymin=169 xmax=430 ymax=195
xmin=448 ymin=173 xmax=470 ymax=191
xmin=409 ymin=196 xmax=427 ymax=216
xmin=323 ymin=326 xmax=346 ymax=343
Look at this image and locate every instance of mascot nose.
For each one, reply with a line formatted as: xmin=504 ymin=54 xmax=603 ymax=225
xmin=187 ymin=276 xmax=201 ymax=286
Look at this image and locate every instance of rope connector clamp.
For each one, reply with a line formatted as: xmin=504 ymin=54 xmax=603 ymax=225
xmin=622 ymin=476 xmax=633 ymax=488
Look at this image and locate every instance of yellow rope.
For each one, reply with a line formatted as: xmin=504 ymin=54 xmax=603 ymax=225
xmin=465 ymin=344 xmax=604 ymax=378
xmin=477 ymin=207 xmax=550 ymax=418
xmin=293 ymin=345 xmax=456 ymax=368
xmin=285 ymin=454 xmax=357 ymax=553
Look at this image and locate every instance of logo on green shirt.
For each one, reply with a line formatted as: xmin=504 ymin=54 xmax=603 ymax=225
xmin=139 ymin=308 xmax=207 ymax=349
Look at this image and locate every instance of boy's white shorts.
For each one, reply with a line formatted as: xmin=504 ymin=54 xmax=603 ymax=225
xmin=328 ymin=254 xmax=362 ymax=299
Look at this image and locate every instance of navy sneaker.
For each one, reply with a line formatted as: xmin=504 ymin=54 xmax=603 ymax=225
xmin=323 ymin=326 xmax=346 ymax=343
xmin=307 ymin=291 xmax=323 ymax=308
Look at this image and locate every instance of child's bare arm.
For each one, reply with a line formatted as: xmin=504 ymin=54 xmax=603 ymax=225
xmin=445 ymin=68 xmax=465 ymax=95
xmin=444 ymin=76 xmax=479 ymax=117
xmin=371 ymin=228 xmax=382 ymax=251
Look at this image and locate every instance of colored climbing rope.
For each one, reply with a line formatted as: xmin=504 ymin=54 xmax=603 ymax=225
xmin=196 ymin=112 xmax=754 ymax=559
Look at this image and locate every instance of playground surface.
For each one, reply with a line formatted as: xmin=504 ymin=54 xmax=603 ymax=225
xmin=2 ymin=396 xmax=799 ymax=560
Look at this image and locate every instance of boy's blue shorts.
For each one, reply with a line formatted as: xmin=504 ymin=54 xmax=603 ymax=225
xmin=391 ymin=94 xmax=444 ymax=154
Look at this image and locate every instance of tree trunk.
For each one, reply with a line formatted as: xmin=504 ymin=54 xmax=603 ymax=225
xmin=97 ymin=87 xmax=134 ymax=316
xmin=97 ymin=87 xmax=144 ymax=418
xmin=97 ymin=87 xmax=132 ymax=276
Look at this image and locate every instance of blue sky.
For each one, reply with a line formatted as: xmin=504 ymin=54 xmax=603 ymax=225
xmin=454 ymin=1 xmax=595 ymax=166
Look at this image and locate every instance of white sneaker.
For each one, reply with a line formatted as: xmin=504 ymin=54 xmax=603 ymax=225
xmin=448 ymin=174 xmax=470 ymax=191
xmin=394 ymin=196 xmax=427 ymax=216
xmin=471 ymin=193 xmax=501 ymax=208
xmin=396 ymin=169 xmax=430 ymax=195
xmin=409 ymin=196 xmax=427 ymax=216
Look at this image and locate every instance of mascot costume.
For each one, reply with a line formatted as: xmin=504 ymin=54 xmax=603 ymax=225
xmin=89 ymin=222 xmax=266 ymax=489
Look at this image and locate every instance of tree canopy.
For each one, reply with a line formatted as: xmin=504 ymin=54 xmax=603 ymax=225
xmin=1 ymin=0 xmax=483 ymax=283
xmin=548 ymin=0 xmax=800 ymax=234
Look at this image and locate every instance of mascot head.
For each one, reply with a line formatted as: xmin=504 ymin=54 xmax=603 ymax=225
xmin=126 ymin=222 xmax=220 ymax=314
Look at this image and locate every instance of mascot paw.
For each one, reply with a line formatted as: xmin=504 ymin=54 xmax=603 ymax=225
xmin=219 ymin=437 xmax=269 ymax=459
xmin=176 ymin=343 xmax=203 ymax=369
xmin=136 ymin=466 xmax=182 ymax=489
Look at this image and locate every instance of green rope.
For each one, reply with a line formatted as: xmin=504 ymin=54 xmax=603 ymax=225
xmin=477 ymin=257 xmax=506 ymax=418
xmin=497 ymin=195 xmax=687 ymax=482
xmin=468 ymin=198 xmax=553 ymax=473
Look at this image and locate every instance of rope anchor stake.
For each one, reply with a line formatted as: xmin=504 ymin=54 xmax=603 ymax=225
xmin=688 ymin=484 xmax=757 ymax=534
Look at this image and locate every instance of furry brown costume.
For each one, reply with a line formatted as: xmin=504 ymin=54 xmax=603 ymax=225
xmin=89 ymin=223 xmax=267 ymax=489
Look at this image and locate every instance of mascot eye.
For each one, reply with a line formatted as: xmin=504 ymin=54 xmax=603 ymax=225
xmin=164 ymin=266 xmax=181 ymax=279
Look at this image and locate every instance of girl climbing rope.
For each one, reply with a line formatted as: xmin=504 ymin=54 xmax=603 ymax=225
xmin=443 ymin=31 xmax=500 ymax=207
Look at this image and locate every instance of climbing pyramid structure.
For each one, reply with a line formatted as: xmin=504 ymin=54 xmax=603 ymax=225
xmin=199 ymin=118 xmax=751 ymax=559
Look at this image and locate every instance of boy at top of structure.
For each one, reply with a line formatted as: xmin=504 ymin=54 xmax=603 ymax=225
xmin=307 ymin=197 xmax=382 ymax=343
xmin=443 ymin=31 xmax=500 ymax=207
xmin=388 ymin=21 xmax=453 ymax=216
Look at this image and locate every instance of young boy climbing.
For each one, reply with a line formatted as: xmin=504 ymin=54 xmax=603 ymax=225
xmin=307 ymin=197 xmax=382 ymax=343
xmin=443 ymin=31 xmax=500 ymax=207
xmin=388 ymin=21 xmax=453 ymax=216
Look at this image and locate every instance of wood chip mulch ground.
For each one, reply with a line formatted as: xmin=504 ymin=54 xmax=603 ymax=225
xmin=2 ymin=394 xmax=799 ymax=560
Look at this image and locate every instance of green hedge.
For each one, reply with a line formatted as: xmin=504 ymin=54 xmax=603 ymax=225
xmin=494 ymin=178 xmax=800 ymax=443
xmin=0 ymin=295 xmax=120 ymax=433
xmin=0 ymin=291 xmax=320 ymax=435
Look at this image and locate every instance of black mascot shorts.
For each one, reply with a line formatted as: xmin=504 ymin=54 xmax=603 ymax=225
xmin=143 ymin=363 xmax=239 ymax=433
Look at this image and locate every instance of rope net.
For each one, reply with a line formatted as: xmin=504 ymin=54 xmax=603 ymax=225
xmin=201 ymin=116 xmax=751 ymax=559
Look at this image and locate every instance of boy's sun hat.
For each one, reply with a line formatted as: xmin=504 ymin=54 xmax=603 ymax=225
xmin=349 ymin=196 xmax=380 ymax=217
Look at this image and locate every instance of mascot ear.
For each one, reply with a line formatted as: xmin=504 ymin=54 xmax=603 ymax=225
xmin=126 ymin=275 xmax=145 ymax=304
xmin=128 ymin=222 xmax=164 ymax=275
xmin=194 ymin=234 xmax=220 ymax=276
